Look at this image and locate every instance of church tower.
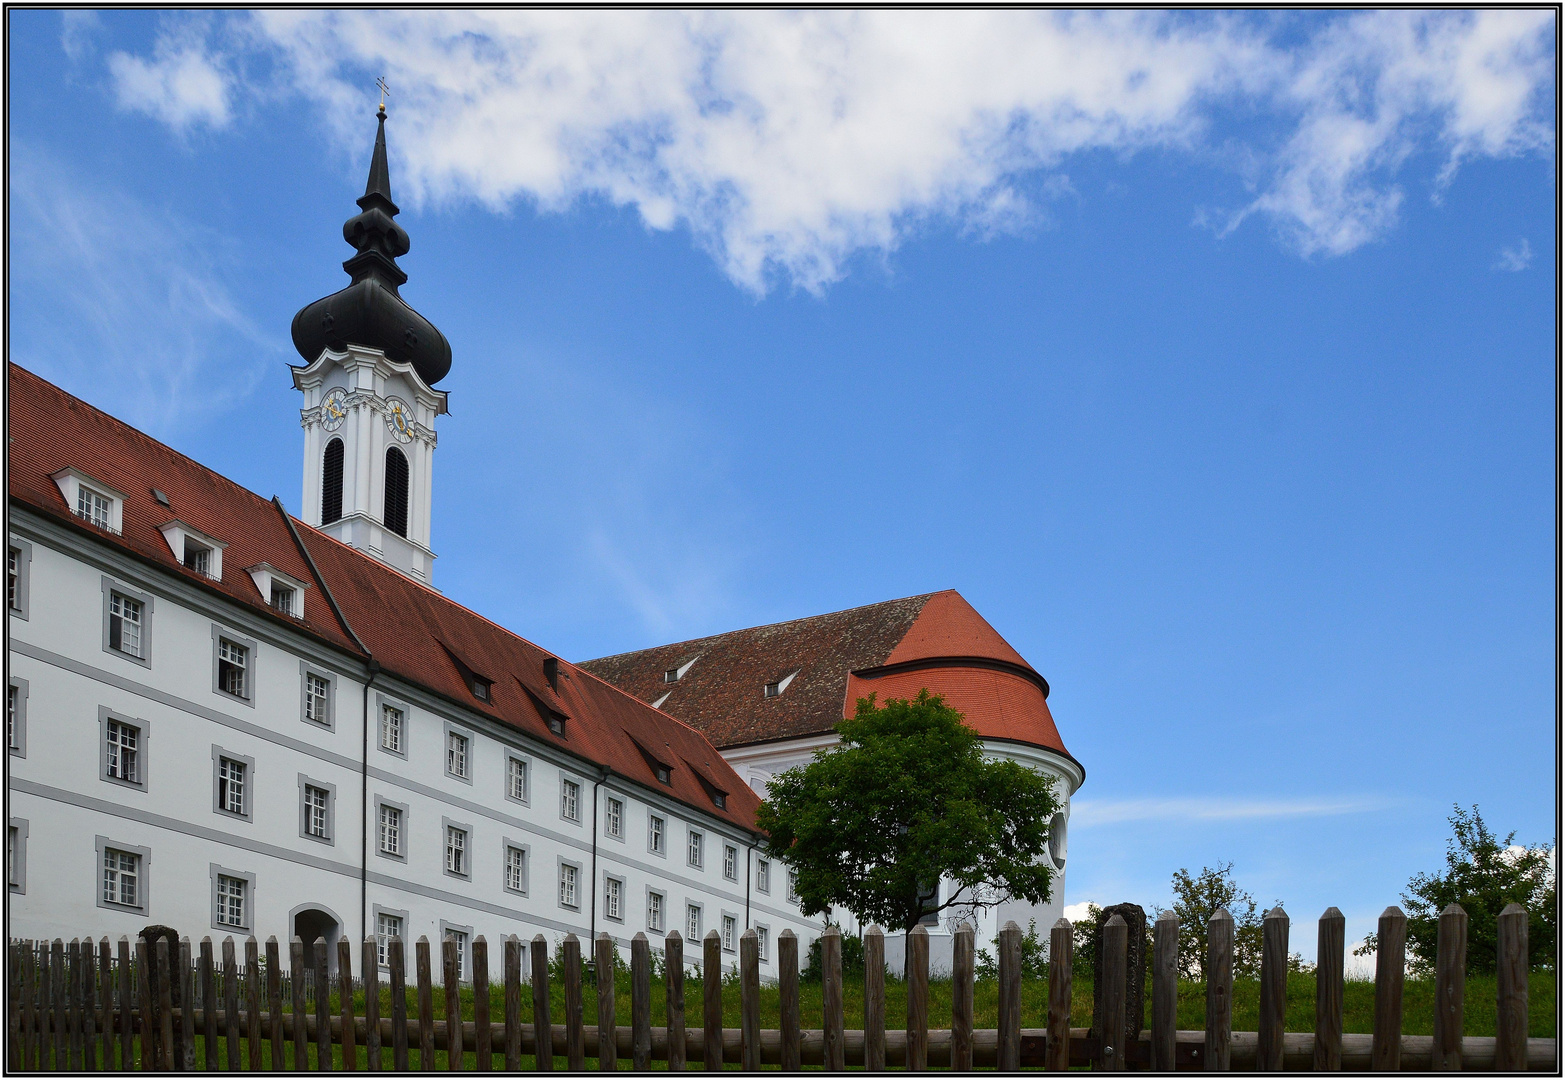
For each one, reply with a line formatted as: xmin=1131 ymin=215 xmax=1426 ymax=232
xmin=291 ymin=106 xmax=450 ymax=584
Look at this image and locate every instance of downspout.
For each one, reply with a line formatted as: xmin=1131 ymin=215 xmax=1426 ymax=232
xmin=589 ymin=769 xmax=609 ymax=946
xmin=745 ymin=843 xmax=752 ymax=930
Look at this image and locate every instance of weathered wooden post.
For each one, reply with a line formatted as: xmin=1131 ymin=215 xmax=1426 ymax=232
xmin=562 ymin=934 xmax=585 ymax=1072
xmin=1093 ymin=905 xmax=1146 ymax=1073
xmin=78 ymin=938 xmax=94 ymax=1072
xmin=1371 ymin=906 xmax=1406 ymax=1072
xmin=315 ymin=937 xmax=333 ymax=1073
xmin=1047 ymin=919 xmax=1072 ymax=1073
xmin=778 ymin=930 xmax=800 ymax=1073
xmin=1432 ymin=903 xmax=1467 ymax=1071
xmin=389 ymin=938 xmax=409 ymax=1072
xmin=155 ymin=938 xmax=176 ymax=1071
xmin=1151 ymin=912 xmax=1177 ymax=1072
xmin=442 ymin=936 xmax=463 ymax=1071
xmin=337 ymin=936 xmax=357 ymax=1071
xmin=101 ymin=937 xmax=116 ymax=1071
xmin=265 ymin=938 xmax=283 ymax=1072
xmin=416 ymin=937 xmax=435 ymax=1069
xmin=907 ymin=925 xmax=929 ymax=1071
xmin=502 ymin=936 xmax=521 ymax=1072
xmin=291 ymin=937 xmax=309 ymax=1071
xmin=863 ymin=925 xmax=885 ymax=1072
xmin=472 ymin=936 xmax=490 ymax=1072
xmin=363 ymin=937 xmax=382 ymax=1072
xmin=1204 ymin=908 xmax=1233 ymax=1072
xmin=665 ymin=931 xmax=687 ymax=1073
xmin=119 ymin=937 xmax=135 ymax=1071
xmin=246 ymin=937 xmax=262 ymax=1071
xmin=225 ymin=937 xmax=243 ymax=1069
xmin=1314 ymin=908 xmax=1344 ymax=1071
xmin=20 ymin=940 xmax=36 ymax=1071
xmin=1257 ymin=907 xmax=1288 ymax=1071
xmin=199 ymin=937 xmax=217 ymax=1070
xmin=9 ymin=942 xmax=22 ymax=1071
xmin=530 ymin=935 xmax=552 ymax=1070
xmin=68 ymin=938 xmax=83 ymax=1071
xmin=821 ymin=926 xmax=845 ymax=1072
xmin=632 ymin=933 xmax=652 ymax=1071
xmin=951 ymin=923 xmax=974 ymax=1073
xmin=702 ymin=930 xmax=723 ymax=1071
xmin=1495 ymin=902 xmax=1529 ymax=1072
xmin=998 ymin=921 xmax=1021 ymax=1072
xmin=59 ymin=938 xmax=73 ymax=1072
xmin=594 ymin=933 xmax=616 ymax=1071
xmin=177 ymin=936 xmax=195 ymax=1072
xmin=1099 ymin=916 xmax=1127 ymax=1072
xmin=739 ymin=929 xmax=760 ymax=1071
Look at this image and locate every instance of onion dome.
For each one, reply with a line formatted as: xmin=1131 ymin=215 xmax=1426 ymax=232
xmin=291 ymin=107 xmax=452 ymax=387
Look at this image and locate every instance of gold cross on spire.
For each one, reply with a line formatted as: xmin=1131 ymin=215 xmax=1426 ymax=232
xmin=376 ymin=76 xmax=391 ymax=112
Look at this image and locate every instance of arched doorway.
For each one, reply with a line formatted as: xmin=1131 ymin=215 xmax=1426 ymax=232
xmin=292 ymin=905 xmax=343 ymax=976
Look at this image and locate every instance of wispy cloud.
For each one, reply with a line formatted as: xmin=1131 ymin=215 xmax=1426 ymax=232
xmin=1070 ymin=795 xmax=1397 ymax=827
xmin=103 ymin=10 xmax=1554 ymax=293
xmin=1495 ymin=237 xmax=1534 ymax=271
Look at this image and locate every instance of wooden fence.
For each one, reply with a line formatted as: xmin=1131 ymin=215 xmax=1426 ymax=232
xmin=7 ymin=902 xmax=1555 ymax=1071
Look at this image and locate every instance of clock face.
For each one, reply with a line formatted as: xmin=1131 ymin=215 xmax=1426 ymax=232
xmin=321 ymin=389 xmax=349 ymax=431
xmin=385 ymin=397 xmax=414 ymax=443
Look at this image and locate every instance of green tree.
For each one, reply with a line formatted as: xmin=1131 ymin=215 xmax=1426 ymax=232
xmin=1384 ymin=805 xmax=1555 ymax=974
xmin=756 ymin=690 xmax=1060 ymax=939
xmin=1158 ymin=863 xmax=1272 ymax=979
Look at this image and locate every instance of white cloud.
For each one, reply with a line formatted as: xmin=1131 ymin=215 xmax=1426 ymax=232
xmin=1495 ymin=237 xmax=1533 ymax=271
xmin=105 ymin=10 xmax=1554 ymax=291
xmin=107 ymin=21 xmax=232 ymax=130
xmin=1069 ymin=795 xmax=1395 ymax=827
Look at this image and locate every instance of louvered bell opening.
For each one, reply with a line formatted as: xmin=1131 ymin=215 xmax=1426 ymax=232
xmin=383 ymin=446 xmax=409 ymax=537
xmin=321 ymin=438 xmax=345 ymax=525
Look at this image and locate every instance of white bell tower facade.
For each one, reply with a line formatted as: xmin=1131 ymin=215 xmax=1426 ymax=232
xmin=294 ymin=345 xmax=446 ymax=583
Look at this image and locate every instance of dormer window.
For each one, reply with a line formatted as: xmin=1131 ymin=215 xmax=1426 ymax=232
xmin=663 ymin=656 xmax=700 ymax=683
xmin=546 ymin=715 xmax=565 ymax=736
xmin=764 ymin=670 xmax=800 ymax=699
xmin=471 ymin=676 xmax=492 ymax=703
xmin=764 ymin=681 xmax=780 ymax=698
xmin=52 ymin=469 xmax=125 ymax=535
xmin=663 ymin=668 xmax=679 ymax=684
xmin=655 ymin=765 xmax=671 ymax=785
xmin=183 ymin=538 xmax=211 ymax=575
xmin=270 ymin=583 xmax=296 ymax=616
xmin=158 ymin=520 xmax=225 ymax=580
xmin=79 ymin=487 xmax=113 ymax=530
xmin=246 ymin=563 xmax=308 ymax=617
xmin=713 ymin=792 xmax=726 ymax=809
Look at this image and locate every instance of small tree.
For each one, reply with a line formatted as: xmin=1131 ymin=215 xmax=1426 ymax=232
xmin=1158 ymin=863 xmax=1272 ymax=979
xmin=757 ymin=690 xmax=1060 ymax=943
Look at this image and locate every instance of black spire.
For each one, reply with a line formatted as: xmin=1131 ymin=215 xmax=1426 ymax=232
xmin=291 ymin=107 xmax=452 ymax=386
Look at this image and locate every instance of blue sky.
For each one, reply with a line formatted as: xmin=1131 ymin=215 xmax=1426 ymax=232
xmin=9 ymin=10 xmax=1556 ymax=962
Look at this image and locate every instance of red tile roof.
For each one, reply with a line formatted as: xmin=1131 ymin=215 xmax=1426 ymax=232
xmin=8 ymin=362 xmax=765 ymax=831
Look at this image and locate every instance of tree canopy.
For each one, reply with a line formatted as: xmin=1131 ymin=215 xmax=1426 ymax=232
xmin=1158 ymin=863 xmax=1274 ymax=979
xmin=755 ymin=690 xmax=1060 ymax=934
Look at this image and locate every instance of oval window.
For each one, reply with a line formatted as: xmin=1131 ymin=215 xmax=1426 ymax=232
xmin=1048 ymin=812 xmax=1068 ymax=870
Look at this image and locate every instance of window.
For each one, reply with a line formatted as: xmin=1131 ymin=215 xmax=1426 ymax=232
xmin=470 ymin=676 xmax=492 ymax=702
xmin=605 ymin=796 xmax=623 ymax=839
xmin=216 ymin=874 xmax=247 ymax=927
xmin=303 ymin=785 xmax=329 ymax=838
xmin=446 ymin=731 xmax=469 ymax=779
xmin=560 ymin=778 xmax=580 ymax=822
xmin=764 ymin=681 xmax=781 ymax=698
xmin=444 ymin=928 xmax=469 ymax=982
xmin=787 ymin=869 xmax=799 ymax=904
xmin=7 ymin=677 xmax=27 ymax=758
xmin=757 ymin=858 xmax=771 ymax=894
xmin=648 ymin=815 xmax=665 ymax=855
xmin=713 ymin=791 xmax=726 ymax=810
xmin=380 ymin=704 xmax=404 ymax=754
xmin=546 ymin=714 xmax=565 ymax=736
xmin=648 ymin=891 xmax=665 ymax=933
xmin=378 ymin=803 xmax=403 ymax=857
xmin=376 ymin=912 xmax=404 ymax=968
xmin=757 ymin=927 xmax=769 ymax=962
xmin=655 ymin=764 xmax=671 ymax=785
xmin=108 ymin=592 xmax=143 ymax=657
xmin=7 ymin=547 xmax=17 ymax=610
xmin=663 ymin=668 xmax=679 ymax=683
xmin=722 ymin=916 xmax=737 ymax=953
xmin=78 ymin=485 xmax=113 ymax=530
xmin=7 ymin=540 xmax=30 ymax=620
xmin=8 ymin=819 xmax=27 ymax=893
xmin=321 ymin=439 xmax=344 ymax=525
xmin=559 ymin=863 xmax=579 ymax=908
xmin=504 ymin=845 xmax=527 ymax=894
xmin=217 ymin=756 xmax=247 ymax=816
xmin=6 ymin=686 xmax=15 ymax=751
xmin=687 ymin=830 xmax=703 ymax=869
xmin=103 ymin=848 xmax=141 ymax=908
xmin=383 ymin=446 xmax=410 ymax=538
xmin=604 ymin=876 xmax=623 ymax=921
xmin=106 ymin=719 xmax=140 ymax=784
xmin=686 ymin=905 xmax=701 ymax=941
xmin=723 ymin=844 xmax=738 ymax=882
xmin=304 ymin=671 xmax=331 ymax=726
xmin=506 ymin=757 xmax=528 ymax=802
xmin=183 ymin=538 xmax=212 ymax=576
xmin=270 ymin=582 xmax=296 ymax=615
xmin=217 ymin=637 xmax=249 ymax=698
xmin=445 ymin=824 xmax=468 ymax=877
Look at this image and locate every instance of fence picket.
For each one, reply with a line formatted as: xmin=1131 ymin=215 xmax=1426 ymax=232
xmin=1257 ymin=907 xmax=1288 ymax=1071
xmin=950 ymin=923 xmax=974 ymax=1073
xmin=778 ymin=930 xmax=800 ymax=1073
xmin=100 ymin=938 xmax=115 ymax=1072
xmin=21 ymin=941 xmax=36 ymax=1070
xmin=442 ymin=936 xmax=462 ymax=1071
xmin=8 ymin=939 xmax=20 ymax=1070
xmin=1432 ymin=904 xmax=1466 ymax=1072
xmin=201 ymin=938 xmax=218 ymax=1070
xmin=821 ymin=925 xmax=844 ymax=1072
xmin=632 ymin=932 xmax=652 ymax=1071
xmin=472 ymin=936 xmax=490 ymax=1072
xmin=156 ymin=938 xmax=176 ymax=1071
xmin=531 ymin=935 xmax=552 ymax=1070
xmin=863 ymin=925 xmax=885 ymax=1072
xmin=390 ymin=938 xmax=409 ymax=1073
xmin=1100 ymin=915 xmax=1127 ymax=1071
xmin=266 ymin=938 xmax=283 ymax=1072
xmin=664 ymin=931 xmax=686 ymax=1072
xmin=1205 ymin=907 xmax=1233 ymax=1071
xmin=1496 ymin=902 xmax=1529 ymax=1071
xmin=595 ymin=932 xmax=616 ymax=1071
xmin=82 ymin=938 xmax=98 ymax=1071
xmin=246 ymin=938 xmax=262 ymax=1071
xmin=133 ymin=937 xmax=151 ymax=1072
xmin=225 ymin=936 xmax=242 ymax=1069
xmin=314 ymin=937 xmax=332 ymax=1073
xmin=1047 ymin=919 xmax=1072 ymax=1072
xmin=998 ymin=921 xmax=1022 ymax=1072
xmin=1315 ymin=908 xmax=1344 ymax=1071
xmin=361 ymin=937 xmax=380 ymax=1072
xmin=290 ymin=937 xmax=308 ymax=1071
xmin=70 ymin=939 xmax=86 ymax=1070
xmin=1371 ymin=906 xmax=1406 ymax=1071
xmin=337 ymin=936 xmax=357 ymax=1071
xmin=177 ymin=937 xmax=195 ymax=1072
xmin=417 ymin=937 xmax=435 ymax=1069
xmin=562 ymin=934 xmax=585 ymax=1072
xmin=740 ymin=929 xmax=760 ymax=1072
xmin=119 ymin=937 xmax=134 ymax=1071
xmin=1152 ymin=911 xmax=1177 ymax=1072
xmin=908 ymin=925 xmax=929 ymax=1072
xmin=56 ymin=939 xmax=72 ymax=1071
xmin=502 ymin=936 xmax=521 ymax=1071
xmin=703 ymin=930 xmax=723 ymax=1071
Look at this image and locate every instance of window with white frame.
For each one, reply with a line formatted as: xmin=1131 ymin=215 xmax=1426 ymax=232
xmin=605 ymin=796 xmax=623 ymax=839
xmin=757 ymin=857 xmax=770 ymax=893
xmin=380 ymin=705 xmax=404 ymax=753
xmin=217 ymin=756 xmax=247 ymax=815
xmin=105 ymin=720 xmax=140 ymax=784
xmin=78 ymin=486 xmax=113 ymax=530
xmin=723 ymin=844 xmax=738 ymax=882
xmin=7 ymin=546 xmax=20 ymax=611
xmin=604 ymin=876 xmax=623 ymax=921
xmin=183 ymin=538 xmax=212 ymax=576
xmin=102 ymin=847 xmax=140 ymax=908
xmin=559 ymin=863 xmax=578 ymax=908
xmin=787 ymin=869 xmax=799 ymax=903
xmin=303 ymin=785 xmax=329 ymax=839
xmin=7 ymin=686 xmax=18 ymax=751
xmin=507 ymin=757 xmax=528 ymax=802
xmin=378 ymin=804 xmax=402 ymax=856
xmin=446 ymin=929 xmax=468 ymax=981
xmin=758 ymin=927 xmax=769 ymax=962
xmin=108 ymin=592 xmax=143 ymax=657
xmin=377 ymin=912 xmax=403 ymax=967
xmin=686 ymin=904 xmax=701 ymax=941
xmin=505 ymin=845 xmax=527 ymax=894
xmin=648 ymin=814 xmax=664 ymax=854
xmin=446 ymin=731 xmax=469 ymax=779
xmin=216 ymin=874 xmax=247 ymax=927
xmin=722 ymin=916 xmax=737 ymax=953
xmin=445 ymin=825 xmax=468 ymax=876
xmin=687 ymin=830 xmax=703 ymax=868
xmin=217 ymin=637 xmax=249 ymax=698
xmin=560 ymin=778 xmax=580 ymax=822
xmin=270 ymin=582 xmax=296 ymax=615
xmin=304 ymin=672 xmax=330 ymax=725
xmin=7 ymin=826 xmax=17 ymax=887
xmin=648 ymin=891 xmax=665 ymax=933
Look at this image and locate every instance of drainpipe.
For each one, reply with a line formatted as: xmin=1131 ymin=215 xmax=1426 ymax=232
xmin=360 ymin=660 xmax=380 ymax=941
xmin=744 ymin=843 xmax=753 ymax=929
xmin=589 ymin=768 xmax=607 ymax=945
